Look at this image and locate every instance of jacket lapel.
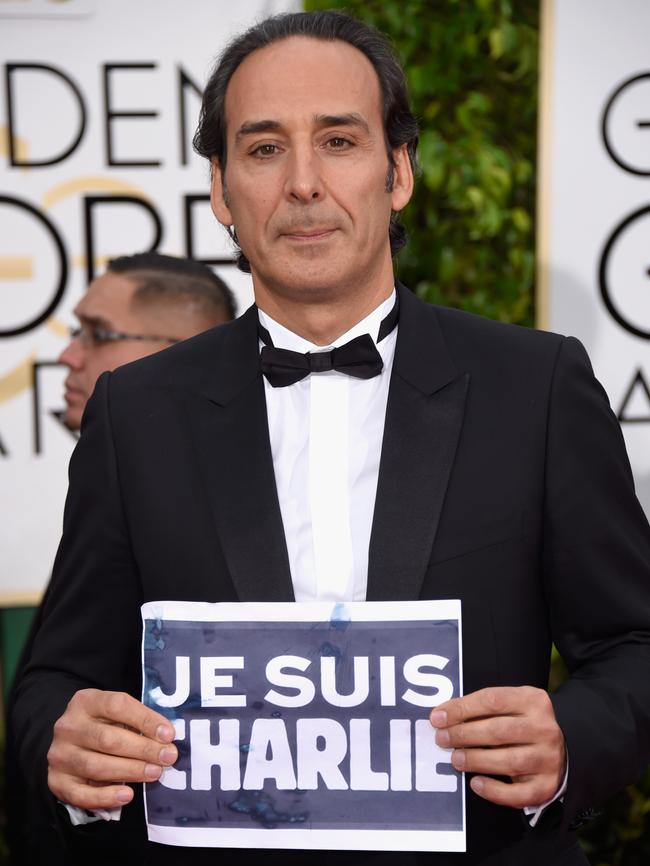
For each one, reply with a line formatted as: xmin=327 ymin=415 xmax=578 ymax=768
xmin=186 ymin=306 xmax=294 ymax=602
xmin=367 ymin=284 xmax=469 ymax=601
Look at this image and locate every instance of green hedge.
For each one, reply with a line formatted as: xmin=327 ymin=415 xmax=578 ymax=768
xmin=303 ymin=1 xmax=650 ymax=863
xmin=307 ymin=0 xmax=538 ymax=326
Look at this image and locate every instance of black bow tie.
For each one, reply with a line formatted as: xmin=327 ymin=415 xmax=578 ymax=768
xmin=259 ymin=298 xmax=399 ymax=388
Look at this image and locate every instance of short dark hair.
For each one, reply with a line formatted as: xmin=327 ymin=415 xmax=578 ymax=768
xmin=193 ymin=10 xmax=419 ymax=273
xmin=107 ymin=252 xmax=236 ymax=322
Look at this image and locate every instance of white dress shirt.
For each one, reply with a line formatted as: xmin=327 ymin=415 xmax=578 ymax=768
xmin=259 ymin=290 xmax=397 ymax=603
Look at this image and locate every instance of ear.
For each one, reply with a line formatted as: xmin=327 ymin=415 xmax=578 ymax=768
xmin=389 ymin=144 xmax=414 ymax=213
xmin=210 ymin=159 xmax=234 ymax=226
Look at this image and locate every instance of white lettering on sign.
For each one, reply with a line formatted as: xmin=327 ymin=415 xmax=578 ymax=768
xmin=149 ymin=653 xmax=455 ymax=711
xmin=296 ymin=718 xmax=349 ymax=791
xmin=200 ymin=656 xmax=246 ymax=708
xmin=264 ymin=655 xmax=315 ymax=708
xmin=158 ymin=717 xmax=456 ymax=795
xmin=242 ymin=719 xmax=298 ymax=790
xmin=402 ymin=654 xmax=454 ymax=707
xmin=189 ymin=718 xmax=241 ymax=791
xmin=149 ymin=655 xmax=190 ymax=708
xmin=321 ymin=656 xmax=370 ymax=708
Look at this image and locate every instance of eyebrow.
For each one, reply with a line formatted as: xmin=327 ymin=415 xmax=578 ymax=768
xmin=77 ymin=313 xmax=113 ymax=329
xmin=313 ymin=113 xmax=370 ymax=135
xmin=236 ymin=119 xmax=282 ymax=139
xmin=235 ymin=112 xmax=371 ymax=140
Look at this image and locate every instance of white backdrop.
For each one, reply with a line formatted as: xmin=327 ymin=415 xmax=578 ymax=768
xmin=538 ymin=0 xmax=650 ymax=520
xmin=0 ymin=0 xmax=294 ymax=603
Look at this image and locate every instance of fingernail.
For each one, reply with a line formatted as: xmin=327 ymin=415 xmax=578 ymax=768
xmin=435 ymin=728 xmax=450 ymax=747
xmin=451 ymin=749 xmax=465 ymax=770
xmin=156 ymin=724 xmax=174 ymax=742
xmin=160 ymin=746 xmax=177 ymax=765
xmin=116 ymin=788 xmax=133 ymax=803
xmin=470 ymin=777 xmax=484 ymax=794
xmin=144 ymin=763 xmax=162 ymax=781
xmin=430 ymin=710 xmax=447 ymax=727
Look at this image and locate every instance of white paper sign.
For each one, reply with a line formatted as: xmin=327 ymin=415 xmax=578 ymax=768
xmin=141 ymin=599 xmax=465 ymax=852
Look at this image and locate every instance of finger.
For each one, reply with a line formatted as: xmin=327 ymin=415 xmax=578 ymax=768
xmin=48 ymin=769 xmax=135 ymax=811
xmin=49 ymin=742 xmax=168 ymax=784
xmin=450 ymin=745 xmax=544 ymax=777
xmin=469 ymin=774 xmax=556 ymax=809
xmin=53 ymin=715 xmax=178 ymax=767
xmin=430 ymin=686 xmax=548 ymax=728
xmin=90 ymin=690 xmax=175 ymax=742
xmin=435 ymin=714 xmax=540 ymax=749
xmin=87 ymin=720 xmax=178 ymax=765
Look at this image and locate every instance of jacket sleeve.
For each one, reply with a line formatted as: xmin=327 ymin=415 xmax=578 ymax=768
xmin=10 ymin=371 xmax=145 ymax=846
xmin=545 ymin=336 xmax=650 ymax=826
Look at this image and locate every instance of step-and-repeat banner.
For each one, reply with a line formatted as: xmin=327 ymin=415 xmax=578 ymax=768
xmin=0 ymin=0 xmax=294 ymax=604
xmin=538 ymin=0 xmax=650 ymax=520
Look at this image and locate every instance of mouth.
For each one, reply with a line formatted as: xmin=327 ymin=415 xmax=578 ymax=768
xmin=63 ymin=383 xmax=85 ymax=405
xmin=282 ymin=227 xmax=337 ymax=242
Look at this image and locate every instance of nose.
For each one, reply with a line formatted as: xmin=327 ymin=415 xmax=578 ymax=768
xmin=58 ymin=335 xmax=84 ymax=370
xmin=284 ymin=144 xmax=324 ymax=203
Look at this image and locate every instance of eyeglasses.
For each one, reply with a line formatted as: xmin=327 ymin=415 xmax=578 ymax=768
xmin=69 ymin=324 xmax=180 ymax=348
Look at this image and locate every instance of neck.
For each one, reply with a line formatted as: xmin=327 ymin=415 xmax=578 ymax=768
xmin=254 ymin=283 xmax=395 ymax=346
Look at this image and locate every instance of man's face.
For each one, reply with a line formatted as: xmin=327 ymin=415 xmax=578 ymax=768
xmin=59 ymin=272 xmax=178 ymax=430
xmin=211 ymin=36 xmax=413 ymax=309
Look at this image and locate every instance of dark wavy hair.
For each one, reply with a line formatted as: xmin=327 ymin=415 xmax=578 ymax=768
xmin=193 ymin=10 xmax=419 ymax=273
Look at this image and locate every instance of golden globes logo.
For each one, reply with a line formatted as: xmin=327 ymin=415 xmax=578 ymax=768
xmin=599 ymin=72 xmax=650 ymax=423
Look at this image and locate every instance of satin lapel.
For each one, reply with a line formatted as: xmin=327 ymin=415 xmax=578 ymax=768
xmin=186 ymin=306 xmax=294 ymax=602
xmin=367 ymin=285 xmax=469 ymax=601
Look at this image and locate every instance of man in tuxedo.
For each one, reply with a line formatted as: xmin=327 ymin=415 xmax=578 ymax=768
xmin=11 ymin=10 xmax=650 ymax=866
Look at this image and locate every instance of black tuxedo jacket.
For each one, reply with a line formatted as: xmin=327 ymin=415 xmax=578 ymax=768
xmin=12 ymin=284 xmax=650 ymax=866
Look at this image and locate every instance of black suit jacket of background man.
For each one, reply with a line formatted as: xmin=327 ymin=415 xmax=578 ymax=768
xmin=12 ymin=283 xmax=650 ymax=866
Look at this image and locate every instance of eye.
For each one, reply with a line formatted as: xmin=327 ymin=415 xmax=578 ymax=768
xmin=251 ymin=143 xmax=280 ymax=158
xmin=325 ymin=137 xmax=353 ymax=150
xmin=92 ymin=326 xmax=113 ymax=344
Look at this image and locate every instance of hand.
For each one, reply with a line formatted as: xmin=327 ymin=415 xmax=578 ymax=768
xmin=430 ymin=686 xmax=566 ymax=809
xmin=47 ymin=688 xmax=178 ymax=811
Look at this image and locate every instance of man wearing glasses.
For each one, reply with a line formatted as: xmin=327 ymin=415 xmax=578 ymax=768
xmin=59 ymin=252 xmax=236 ymax=431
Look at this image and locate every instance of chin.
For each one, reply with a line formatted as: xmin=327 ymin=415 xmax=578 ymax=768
xmin=270 ymin=268 xmax=350 ymax=302
xmin=63 ymin=411 xmax=82 ymax=433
